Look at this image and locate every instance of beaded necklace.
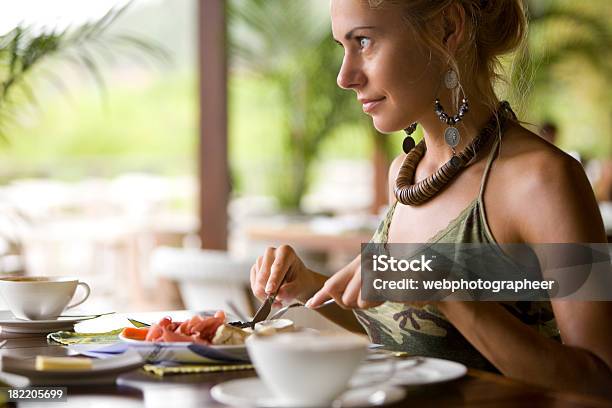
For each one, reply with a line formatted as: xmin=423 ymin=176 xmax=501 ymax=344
xmin=394 ymin=101 xmax=515 ymax=206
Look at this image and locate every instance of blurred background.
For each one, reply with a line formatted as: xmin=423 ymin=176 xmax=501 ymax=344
xmin=0 ymin=0 xmax=610 ymax=314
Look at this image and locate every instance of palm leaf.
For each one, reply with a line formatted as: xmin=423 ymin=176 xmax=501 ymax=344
xmin=228 ymin=0 xmax=365 ymax=208
xmin=0 ymin=1 xmax=168 ymax=142
xmin=510 ymin=1 xmax=611 ymax=111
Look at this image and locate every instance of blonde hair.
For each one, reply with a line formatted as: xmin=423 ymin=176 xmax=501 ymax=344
xmin=369 ymin=0 xmax=527 ymax=113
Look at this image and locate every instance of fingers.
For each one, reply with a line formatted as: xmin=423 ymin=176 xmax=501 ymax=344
xmin=251 ymin=245 xmax=301 ymax=302
xmin=306 ymin=266 xmax=353 ymax=308
xmin=250 ymin=254 xmax=267 ymax=301
xmin=249 ymin=263 xmax=258 ymax=298
xmin=275 ymin=281 xmax=298 ymax=303
xmin=341 ymin=268 xmax=362 ymax=308
xmin=255 ymin=247 xmax=276 ymax=297
xmin=340 ymin=266 xmax=379 ymax=308
xmin=251 ymin=258 xmax=266 ymax=301
xmin=251 ymin=246 xmax=385 ymax=310
xmin=304 ymin=286 xmax=332 ymax=309
xmin=266 ymin=245 xmax=293 ymax=295
xmin=348 ymin=268 xmax=381 ymax=309
xmin=306 ymin=260 xmax=382 ymax=310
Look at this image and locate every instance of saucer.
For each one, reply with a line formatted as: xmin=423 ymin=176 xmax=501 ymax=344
xmin=0 ymin=310 xmax=106 ymax=334
xmin=211 ymin=377 xmax=405 ymax=408
xmin=351 ymin=357 xmax=467 ymax=387
xmin=1 ymin=348 xmax=144 ymax=385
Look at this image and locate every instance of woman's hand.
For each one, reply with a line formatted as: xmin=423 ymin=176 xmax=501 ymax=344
xmin=306 ymin=255 xmax=383 ymax=310
xmin=250 ymin=245 xmax=319 ymax=306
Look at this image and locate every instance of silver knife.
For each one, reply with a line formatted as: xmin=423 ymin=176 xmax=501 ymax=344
xmin=248 ymin=272 xmax=289 ymax=328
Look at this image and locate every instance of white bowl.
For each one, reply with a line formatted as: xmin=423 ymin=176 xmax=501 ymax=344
xmin=246 ymin=332 xmax=368 ymax=407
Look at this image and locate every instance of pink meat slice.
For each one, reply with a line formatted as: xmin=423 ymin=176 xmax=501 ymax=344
xmin=201 ymin=317 xmax=225 ymax=341
xmin=160 ymin=326 xmax=192 ymax=342
xmin=158 ymin=317 xmax=172 ymax=328
xmin=191 ymin=316 xmax=218 ymax=334
xmin=143 ymin=312 xmax=227 ymax=343
xmin=178 ymin=320 xmax=191 ymax=335
xmin=186 ymin=315 xmax=203 ymax=333
xmin=145 ymin=324 xmax=163 ymax=342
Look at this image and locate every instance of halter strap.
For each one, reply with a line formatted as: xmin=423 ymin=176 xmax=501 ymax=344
xmin=478 ymin=102 xmax=515 ymax=201
xmin=478 ymin=134 xmax=502 ymax=201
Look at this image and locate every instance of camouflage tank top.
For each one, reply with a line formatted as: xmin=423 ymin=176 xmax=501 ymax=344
xmin=354 ymin=136 xmax=560 ymax=371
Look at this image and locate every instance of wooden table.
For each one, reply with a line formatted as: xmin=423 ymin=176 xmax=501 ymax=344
xmin=0 ymin=312 xmax=609 ymax=407
xmin=246 ymin=224 xmax=373 ymax=253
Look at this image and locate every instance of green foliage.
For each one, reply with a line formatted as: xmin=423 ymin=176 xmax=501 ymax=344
xmin=228 ymin=0 xmax=366 ymax=209
xmin=2 ymin=0 xmax=610 ymax=206
xmin=510 ymin=1 xmax=611 ymax=104
xmin=506 ymin=0 xmax=611 ymax=157
xmin=0 ymin=3 xmax=169 ymax=142
xmin=0 ymin=72 xmax=196 ymax=181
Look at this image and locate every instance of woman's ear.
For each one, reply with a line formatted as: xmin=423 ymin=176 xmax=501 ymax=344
xmin=441 ymin=3 xmax=466 ymax=56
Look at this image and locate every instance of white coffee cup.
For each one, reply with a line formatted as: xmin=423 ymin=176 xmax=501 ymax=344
xmin=0 ymin=277 xmax=90 ymax=320
xmin=246 ymin=331 xmax=369 ymax=406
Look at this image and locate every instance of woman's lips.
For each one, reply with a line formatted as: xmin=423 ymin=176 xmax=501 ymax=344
xmin=361 ymin=97 xmax=385 ymax=113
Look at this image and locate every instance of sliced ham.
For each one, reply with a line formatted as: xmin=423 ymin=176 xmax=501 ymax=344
xmin=145 ymin=324 xmax=163 ymax=342
xmin=142 ymin=312 xmax=228 ymax=344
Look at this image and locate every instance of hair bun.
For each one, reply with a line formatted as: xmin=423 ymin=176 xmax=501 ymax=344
xmin=476 ymin=0 xmax=527 ymax=59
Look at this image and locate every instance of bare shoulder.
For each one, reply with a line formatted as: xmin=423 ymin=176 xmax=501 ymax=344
xmin=497 ymin=123 xmax=584 ymax=192
xmin=493 ymin=123 xmax=586 ymax=196
xmin=488 ymin=122 xmax=605 ymax=242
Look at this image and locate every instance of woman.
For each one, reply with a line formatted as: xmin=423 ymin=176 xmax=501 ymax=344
xmin=249 ymin=0 xmax=612 ymax=395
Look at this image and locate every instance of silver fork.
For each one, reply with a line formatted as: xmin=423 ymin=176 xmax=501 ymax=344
xmin=269 ymin=298 xmax=336 ymax=320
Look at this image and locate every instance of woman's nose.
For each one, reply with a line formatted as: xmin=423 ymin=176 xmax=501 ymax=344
xmin=336 ymin=56 xmax=365 ymax=90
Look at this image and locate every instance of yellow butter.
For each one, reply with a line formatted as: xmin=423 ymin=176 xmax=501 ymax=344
xmin=35 ymin=356 xmax=93 ymax=371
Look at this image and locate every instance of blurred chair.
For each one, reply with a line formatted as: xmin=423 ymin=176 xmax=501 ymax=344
xmin=150 ymin=247 xmax=254 ymax=315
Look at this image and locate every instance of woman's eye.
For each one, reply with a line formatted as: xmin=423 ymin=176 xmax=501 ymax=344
xmin=357 ymin=37 xmax=371 ymax=49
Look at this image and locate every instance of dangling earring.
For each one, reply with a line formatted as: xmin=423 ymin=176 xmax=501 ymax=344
xmin=434 ymin=68 xmax=469 ymax=167
xmin=402 ymin=123 xmax=417 ymax=153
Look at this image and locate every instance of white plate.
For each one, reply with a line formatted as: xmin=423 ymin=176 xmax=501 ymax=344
xmin=0 ymin=310 xmax=107 ymax=334
xmin=211 ymin=377 xmax=405 ymax=408
xmin=0 ymin=348 xmax=144 ymax=385
xmin=351 ymin=357 xmax=467 ymax=387
xmin=118 ymin=334 xmax=249 ymax=363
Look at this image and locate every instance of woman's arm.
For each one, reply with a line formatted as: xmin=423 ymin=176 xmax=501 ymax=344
xmin=440 ymin=153 xmax=612 ymax=396
xmin=437 ymin=301 xmax=612 ymax=396
xmin=299 ymin=256 xmax=367 ymax=334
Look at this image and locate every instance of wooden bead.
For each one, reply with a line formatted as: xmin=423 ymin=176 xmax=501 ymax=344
xmin=402 ymin=136 xmax=416 ymax=153
xmin=394 ymin=102 xmax=513 ymax=206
